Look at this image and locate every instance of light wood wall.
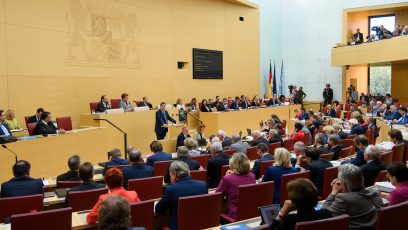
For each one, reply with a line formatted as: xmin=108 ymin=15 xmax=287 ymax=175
xmin=0 ymin=0 xmax=259 ymax=128
xmin=392 ymin=62 xmax=408 ymax=103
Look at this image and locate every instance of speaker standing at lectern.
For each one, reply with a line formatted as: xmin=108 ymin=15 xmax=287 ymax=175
xmin=155 ymin=102 xmax=177 ymax=140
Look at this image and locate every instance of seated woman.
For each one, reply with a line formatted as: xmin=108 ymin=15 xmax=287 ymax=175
xmin=333 ymin=100 xmax=342 ymax=111
xmin=216 ymin=152 xmax=256 ymax=220
xmin=322 ymin=164 xmax=383 ymax=229
xmin=194 ymin=124 xmax=207 ymax=147
xmin=189 ymin=98 xmax=198 ymax=110
xmin=86 ymin=168 xmax=140 ymax=224
xmin=120 ymin=93 xmax=133 ymax=112
xmin=174 ymin=98 xmax=186 ymax=122
xmin=200 ymin=99 xmax=212 ymax=112
xmin=386 ymin=162 xmax=408 ymax=206
xmin=5 ymin=110 xmax=21 ymax=130
xmin=251 ymin=96 xmax=261 ymax=107
xmin=289 ymin=122 xmax=305 ymax=143
xmin=270 ymin=178 xmax=332 ymax=229
xmin=262 ymin=148 xmax=300 ymax=204
xmin=278 ymin=95 xmax=286 ymax=104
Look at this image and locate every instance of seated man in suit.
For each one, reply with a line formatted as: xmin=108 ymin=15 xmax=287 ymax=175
xmin=103 ymin=148 xmax=129 ymax=175
xmin=27 ymin=108 xmax=44 ymax=124
xmin=176 ymin=126 xmax=190 ymax=150
xmin=146 ymin=142 xmax=172 ymax=167
xmin=122 ymin=149 xmax=154 ymax=189
xmin=56 ymin=155 xmax=81 ymax=183
xmin=268 ymin=129 xmax=284 ymax=145
xmin=65 ymin=162 xmax=106 ymax=205
xmin=155 ymin=102 xmax=177 ymax=140
xmin=33 ymin=111 xmax=66 ymax=135
xmin=314 ymin=133 xmax=328 ymax=155
xmin=394 ymin=106 xmax=408 ymax=125
xmin=388 ymin=129 xmax=407 ymax=161
xmin=207 ymin=142 xmax=231 ymax=188
xmin=353 ymin=28 xmax=363 ymax=44
xmin=291 ymin=141 xmax=306 ymax=166
xmin=360 ymin=145 xmax=386 ymax=187
xmin=1 ymin=160 xmax=43 ymax=198
xmin=217 ymin=130 xmax=232 ymax=148
xmin=348 ymin=118 xmax=365 ymax=136
xmin=229 ymin=134 xmax=249 ymax=155
xmin=325 ymin=104 xmax=337 ymax=117
xmin=0 ymin=110 xmax=12 ymax=137
xmin=230 ymin=97 xmax=241 ymax=110
xmin=296 ymin=147 xmax=333 ymax=196
xmin=216 ymin=98 xmax=229 ymax=111
xmin=240 ymin=97 xmax=250 ymax=109
xmin=327 ymin=134 xmax=342 ymax=160
xmin=137 ymin=96 xmax=153 ymax=109
xmin=252 ymin=143 xmax=274 ymax=179
xmin=155 ymin=161 xmax=207 ymax=230
xmin=251 ymin=130 xmax=269 ymax=147
xmin=343 ymin=135 xmax=367 ymax=167
xmin=384 ymin=105 xmax=401 ymax=121
xmin=164 ymin=146 xmax=200 ymax=183
xmin=96 ymin=95 xmax=111 ymax=113
xmin=332 ymin=123 xmax=348 ymax=140
xmin=298 ymin=107 xmax=310 ymax=120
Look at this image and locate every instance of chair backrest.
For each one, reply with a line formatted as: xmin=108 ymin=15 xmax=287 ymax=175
xmin=295 ymin=214 xmax=350 ymax=230
xmin=107 ymin=165 xmax=130 ymax=171
xmin=110 ymin=99 xmax=121 ymax=109
xmin=190 ymin=170 xmax=207 ymax=182
xmin=338 ymin=139 xmax=354 ymax=153
xmin=154 ymin=160 xmax=173 ymax=177
xmin=130 ymin=200 xmax=154 ymax=230
xmin=392 ymin=144 xmax=405 ymax=162
xmin=345 ymin=111 xmax=351 ymax=120
xmin=68 ymin=187 xmax=108 ymax=212
xmin=259 ymin=160 xmax=275 ymax=177
xmin=57 ymin=181 xmax=81 ymax=189
xmin=339 ymin=146 xmax=353 ymax=158
xmin=246 ymin=146 xmax=259 ymax=161
xmin=56 ymin=116 xmax=72 ymax=131
xmin=322 ymin=167 xmax=339 ymax=199
xmin=321 ymin=107 xmax=328 ymax=114
xmin=376 ymin=200 xmax=408 ymax=230
xmin=379 ymin=151 xmax=393 ymax=165
xmin=268 ymin=142 xmax=282 ymax=156
xmin=89 ymin=102 xmax=99 ymax=113
xmin=128 ymin=176 xmax=164 ymax=200
xmin=178 ymin=193 xmax=222 ymax=230
xmin=0 ymin=194 xmax=43 ymax=223
xmin=221 ymin=165 xmax=230 ymax=178
xmin=346 ymin=134 xmax=357 ymax=140
xmin=311 ymin=129 xmax=317 ymax=144
xmin=280 ymin=171 xmax=311 ymax=206
xmin=236 ymin=182 xmax=275 ymax=221
xmin=11 ymin=207 xmax=72 ymax=230
xmin=27 ymin=123 xmax=37 ymax=136
xmin=375 ymin=170 xmax=388 ymax=183
xmin=365 ymin=128 xmax=373 ymax=145
xmin=302 ymin=132 xmax=311 ymax=146
xmin=224 ymin=149 xmax=236 ymax=156
xmin=320 ymin=152 xmax=334 ymax=161
xmin=24 ymin=116 xmax=32 ymax=127
xmin=191 ymin=155 xmax=211 ymax=169
xmin=283 ymin=138 xmax=294 ymax=152
xmin=335 ymin=109 xmax=341 ymax=118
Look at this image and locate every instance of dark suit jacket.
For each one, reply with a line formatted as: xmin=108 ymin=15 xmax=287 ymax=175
xmin=146 ymin=152 xmax=172 ymax=167
xmin=271 ymin=208 xmax=332 ymax=230
xmin=337 ymin=130 xmax=348 ymax=140
xmin=360 ymin=160 xmax=386 ymax=187
xmin=155 ymin=110 xmax=177 ymax=135
xmin=33 ymin=120 xmax=57 ymax=135
xmin=269 ymin=99 xmax=280 ymax=106
xmin=217 ymin=103 xmax=227 ymax=111
xmin=1 ymin=176 xmax=44 ymax=198
xmin=384 ymin=110 xmax=401 ymax=120
xmin=222 ymin=137 xmax=233 ymax=148
xmin=299 ymin=112 xmax=309 ymax=120
xmin=137 ymin=101 xmax=153 ymax=109
xmin=207 ymin=151 xmax=231 ymax=188
xmin=122 ymin=163 xmax=154 ymax=189
xmin=200 ymin=105 xmax=212 ymax=112
xmin=96 ymin=101 xmax=110 ymax=113
xmin=269 ymin=136 xmax=284 ymax=145
xmin=316 ymin=145 xmax=328 ymax=155
xmin=176 ymin=133 xmax=190 ymax=150
xmin=240 ymin=101 xmax=249 ymax=109
xmin=56 ymin=170 xmax=80 ymax=183
xmin=230 ymin=101 xmax=240 ymax=110
xmin=0 ymin=122 xmax=12 ymax=136
xmin=304 ymin=159 xmax=333 ymax=195
xmin=328 ymin=144 xmax=342 ymax=160
xmin=102 ymin=157 xmax=129 ymax=175
xmin=65 ymin=181 xmax=105 ymax=206
xmin=27 ymin=115 xmax=40 ymax=124
xmin=326 ymin=109 xmax=337 ymax=117
xmin=349 ymin=125 xmax=365 ymax=136
xmin=164 ymin=156 xmax=200 ymax=183
xmin=251 ymin=137 xmax=269 ymax=147
xmin=155 ymin=176 xmax=208 ymax=230
xmin=251 ymin=100 xmax=260 ymax=107
xmin=252 ymin=154 xmax=275 ymax=178
xmin=354 ymin=32 xmax=364 ymax=44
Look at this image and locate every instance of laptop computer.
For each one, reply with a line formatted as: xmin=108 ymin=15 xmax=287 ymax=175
xmin=55 ymin=188 xmax=69 ymax=198
xmin=259 ymin=204 xmax=281 ymax=225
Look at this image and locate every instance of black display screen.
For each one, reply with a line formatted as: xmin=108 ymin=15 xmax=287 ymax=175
xmin=193 ymin=48 xmax=223 ymax=79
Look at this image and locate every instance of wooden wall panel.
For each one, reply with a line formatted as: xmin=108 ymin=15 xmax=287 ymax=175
xmin=0 ymin=0 xmax=260 ymax=129
xmin=392 ymin=62 xmax=408 ymax=103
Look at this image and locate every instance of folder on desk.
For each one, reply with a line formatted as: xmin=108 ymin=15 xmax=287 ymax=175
xmin=221 ymin=224 xmax=251 ymax=230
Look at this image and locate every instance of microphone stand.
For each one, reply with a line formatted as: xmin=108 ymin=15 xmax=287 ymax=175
xmin=1 ymin=144 xmax=18 ymax=163
xmin=185 ymin=111 xmax=204 ymax=125
xmin=93 ymin=118 xmax=128 ymax=159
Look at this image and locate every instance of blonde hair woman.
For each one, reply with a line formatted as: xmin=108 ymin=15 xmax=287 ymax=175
xmin=216 ymin=152 xmax=256 ymax=220
xmin=5 ymin=110 xmax=21 ymax=130
xmin=262 ymin=148 xmax=300 ymax=204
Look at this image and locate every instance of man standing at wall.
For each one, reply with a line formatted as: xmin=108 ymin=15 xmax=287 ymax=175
xmin=323 ymin=84 xmax=333 ymax=106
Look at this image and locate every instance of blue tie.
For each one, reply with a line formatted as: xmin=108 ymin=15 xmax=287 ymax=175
xmin=162 ymin=111 xmax=167 ymax=124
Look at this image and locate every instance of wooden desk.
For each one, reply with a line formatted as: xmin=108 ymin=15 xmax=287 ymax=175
xmin=376 ymin=118 xmax=408 ymax=143
xmin=0 ymin=127 xmax=110 ymax=184
xmin=200 ymin=105 xmax=300 ymax=137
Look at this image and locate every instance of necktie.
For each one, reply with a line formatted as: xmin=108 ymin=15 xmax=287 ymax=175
xmin=162 ymin=111 xmax=167 ymax=124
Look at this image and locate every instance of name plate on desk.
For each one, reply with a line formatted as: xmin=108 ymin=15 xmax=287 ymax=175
xmin=105 ymin=108 xmax=124 ymax=114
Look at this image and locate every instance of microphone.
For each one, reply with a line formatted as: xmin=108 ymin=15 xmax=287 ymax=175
xmin=2 ymin=144 xmax=18 ymax=163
